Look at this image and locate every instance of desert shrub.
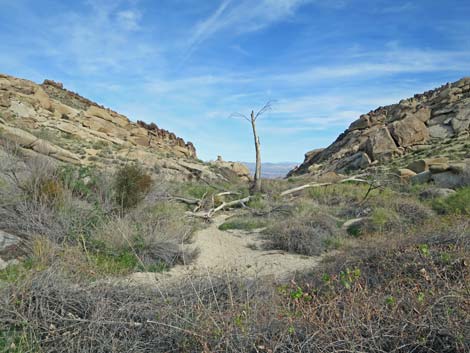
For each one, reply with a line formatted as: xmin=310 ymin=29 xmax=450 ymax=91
xmin=433 ymin=187 xmax=470 ymax=215
xmin=246 ymin=193 xmax=267 ymax=210
xmin=91 ymin=201 xmax=198 ymax=271
xmin=308 ymin=183 xmax=373 ymax=206
xmin=390 ymin=197 xmax=434 ymax=225
xmin=113 ymin=163 xmax=153 ymax=209
xmin=370 ymin=207 xmax=397 ymax=232
xmin=263 ymin=206 xmax=342 ymax=256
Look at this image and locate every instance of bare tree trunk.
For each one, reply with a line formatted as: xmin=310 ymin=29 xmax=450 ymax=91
xmin=251 ymin=110 xmax=262 ymax=193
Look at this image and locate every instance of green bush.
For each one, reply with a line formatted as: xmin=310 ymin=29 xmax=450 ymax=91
xmin=113 ymin=164 xmax=153 ymax=209
xmin=432 ymin=187 xmax=470 ymax=215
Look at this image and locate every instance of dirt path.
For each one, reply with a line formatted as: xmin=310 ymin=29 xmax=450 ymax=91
xmin=131 ymin=214 xmax=321 ymax=285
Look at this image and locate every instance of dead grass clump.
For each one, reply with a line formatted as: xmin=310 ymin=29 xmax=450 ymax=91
xmin=262 ymin=206 xmax=342 ymax=256
xmin=92 ymin=201 xmax=198 ymax=271
xmin=0 ymin=269 xmax=280 ymax=353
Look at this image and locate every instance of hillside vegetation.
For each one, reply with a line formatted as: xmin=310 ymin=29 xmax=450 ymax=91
xmin=1 ymin=140 xmax=469 ymax=352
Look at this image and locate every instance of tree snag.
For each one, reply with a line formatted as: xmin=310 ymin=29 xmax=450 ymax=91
xmin=230 ymin=101 xmax=273 ymax=194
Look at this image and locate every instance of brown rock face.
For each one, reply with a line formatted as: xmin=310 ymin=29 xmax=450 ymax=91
xmin=0 ymin=73 xmax=197 ymax=161
xmin=289 ymin=77 xmax=470 ymax=176
xmin=365 ymin=127 xmax=399 ymax=162
xmin=389 ymin=117 xmax=429 ymax=147
xmin=211 ymin=157 xmax=252 ymax=182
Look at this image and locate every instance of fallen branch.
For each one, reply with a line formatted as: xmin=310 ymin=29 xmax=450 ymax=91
xmin=171 ymin=197 xmax=200 ymax=205
xmin=208 ymin=196 xmax=251 ymax=217
xmin=185 ymin=196 xmax=252 ymax=219
xmin=280 ymin=176 xmax=370 ymax=196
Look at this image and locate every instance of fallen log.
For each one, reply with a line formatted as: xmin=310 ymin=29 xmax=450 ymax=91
xmin=280 ymin=176 xmax=370 ymax=196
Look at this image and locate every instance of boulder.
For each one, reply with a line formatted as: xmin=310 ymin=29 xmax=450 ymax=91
xmin=451 ymin=105 xmax=470 ymax=134
xmin=429 ymin=163 xmax=449 ymax=173
xmin=432 ymin=171 xmax=467 ymax=189
xmin=348 ymin=115 xmax=370 ymax=131
xmin=364 ymin=127 xmax=399 ymax=161
xmin=8 ymin=100 xmax=37 ymax=119
xmin=428 ymin=125 xmax=454 ymax=139
xmin=33 ymin=87 xmax=53 ymax=111
xmin=336 ymin=152 xmax=371 ymax=173
xmin=407 ymin=158 xmax=449 ymax=173
xmin=0 ymin=124 xmax=80 ymax=164
xmin=411 ymin=171 xmax=432 ymax=184
xmin=448 ymin=163 xmax=467 ymax=174
xmin=398 ymin=168 xmax=417 ymax=182
xmin=412 ymin=107 xmax=432 ymax=123
xmin=304 ymin=148 xmax=325 ymax=164
xmin=211 ymin=159 xmax=251 ymax=182
xmin=419 ymin=188 xmax=456 ymax=200
xmin=389 ymin=116 xmax=429 ymax=147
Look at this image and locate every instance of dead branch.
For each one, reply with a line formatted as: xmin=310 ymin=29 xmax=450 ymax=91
xmin=185 ymin=196 xmax=252 ymax=219
xmin=280 ymin=176 xmax=371 ymax=196
xmin=171 ymin=197 xmax=200 ymax=205
xmin=207 ymin=196 xmax=251 ymax=217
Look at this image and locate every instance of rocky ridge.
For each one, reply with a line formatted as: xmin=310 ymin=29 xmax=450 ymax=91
xmin=0 ymin=74 xmax=243 ymax=181
xmin=289 ymin=77 xmax=470 ymax=177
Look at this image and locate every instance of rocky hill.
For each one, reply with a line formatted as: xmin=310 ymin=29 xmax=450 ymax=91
xmin=288 ymin=77 xmax=470 ymax=177
xmin=0 ymin=74 xmax=249 ymax=181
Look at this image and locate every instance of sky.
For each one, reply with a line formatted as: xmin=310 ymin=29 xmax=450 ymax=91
xmin=0 ymin=0 xmax=469 ymax=163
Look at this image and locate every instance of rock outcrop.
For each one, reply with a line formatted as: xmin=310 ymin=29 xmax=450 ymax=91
xmin=211 ymin=156 xmax=252 ymax=182
xmin=289 ymin=77 xmax=470 ymax=176
xmin=0 ymin=74 xmax=223 ymax=181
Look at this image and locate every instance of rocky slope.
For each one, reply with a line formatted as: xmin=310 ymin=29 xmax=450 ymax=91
xmin=0 ymin=74 xmax=248 ymax=181
xmin=289 ymin=77 xmax=470 ymax=177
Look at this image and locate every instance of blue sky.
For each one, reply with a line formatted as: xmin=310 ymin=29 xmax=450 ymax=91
xmin=0 ymin=0 xmax=469 ymax=162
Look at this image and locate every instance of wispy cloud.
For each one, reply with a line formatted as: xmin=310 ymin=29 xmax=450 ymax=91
xmin=379 ymin=2 xmax=416 ymax=14
xmin=117 ymin=10 xmax=142 ymax=30
xmin=184 ymin=0 xmax=311 ymax=61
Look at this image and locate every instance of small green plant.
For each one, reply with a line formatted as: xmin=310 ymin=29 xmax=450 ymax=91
xmin=385 ymin=295 xmax=396 ymax=306
xmin=419 ymin=244 xmax=430 ymax=257
xmin=339 ymin=267 xmax=361 ymax=289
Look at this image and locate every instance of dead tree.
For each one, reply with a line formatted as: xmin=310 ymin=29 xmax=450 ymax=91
xmin=231 ymin=101 xmax=273 ymax=193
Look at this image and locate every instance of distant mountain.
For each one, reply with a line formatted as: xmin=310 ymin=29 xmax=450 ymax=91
xmin=243 ymin=162 xmax=299 ymax=179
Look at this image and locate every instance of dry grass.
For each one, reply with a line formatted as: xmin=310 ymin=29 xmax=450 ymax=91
xmin=1 ymin=217 xmax=468 ymax=352
xmin=262 ymin=205 xmax=343 ymax=256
